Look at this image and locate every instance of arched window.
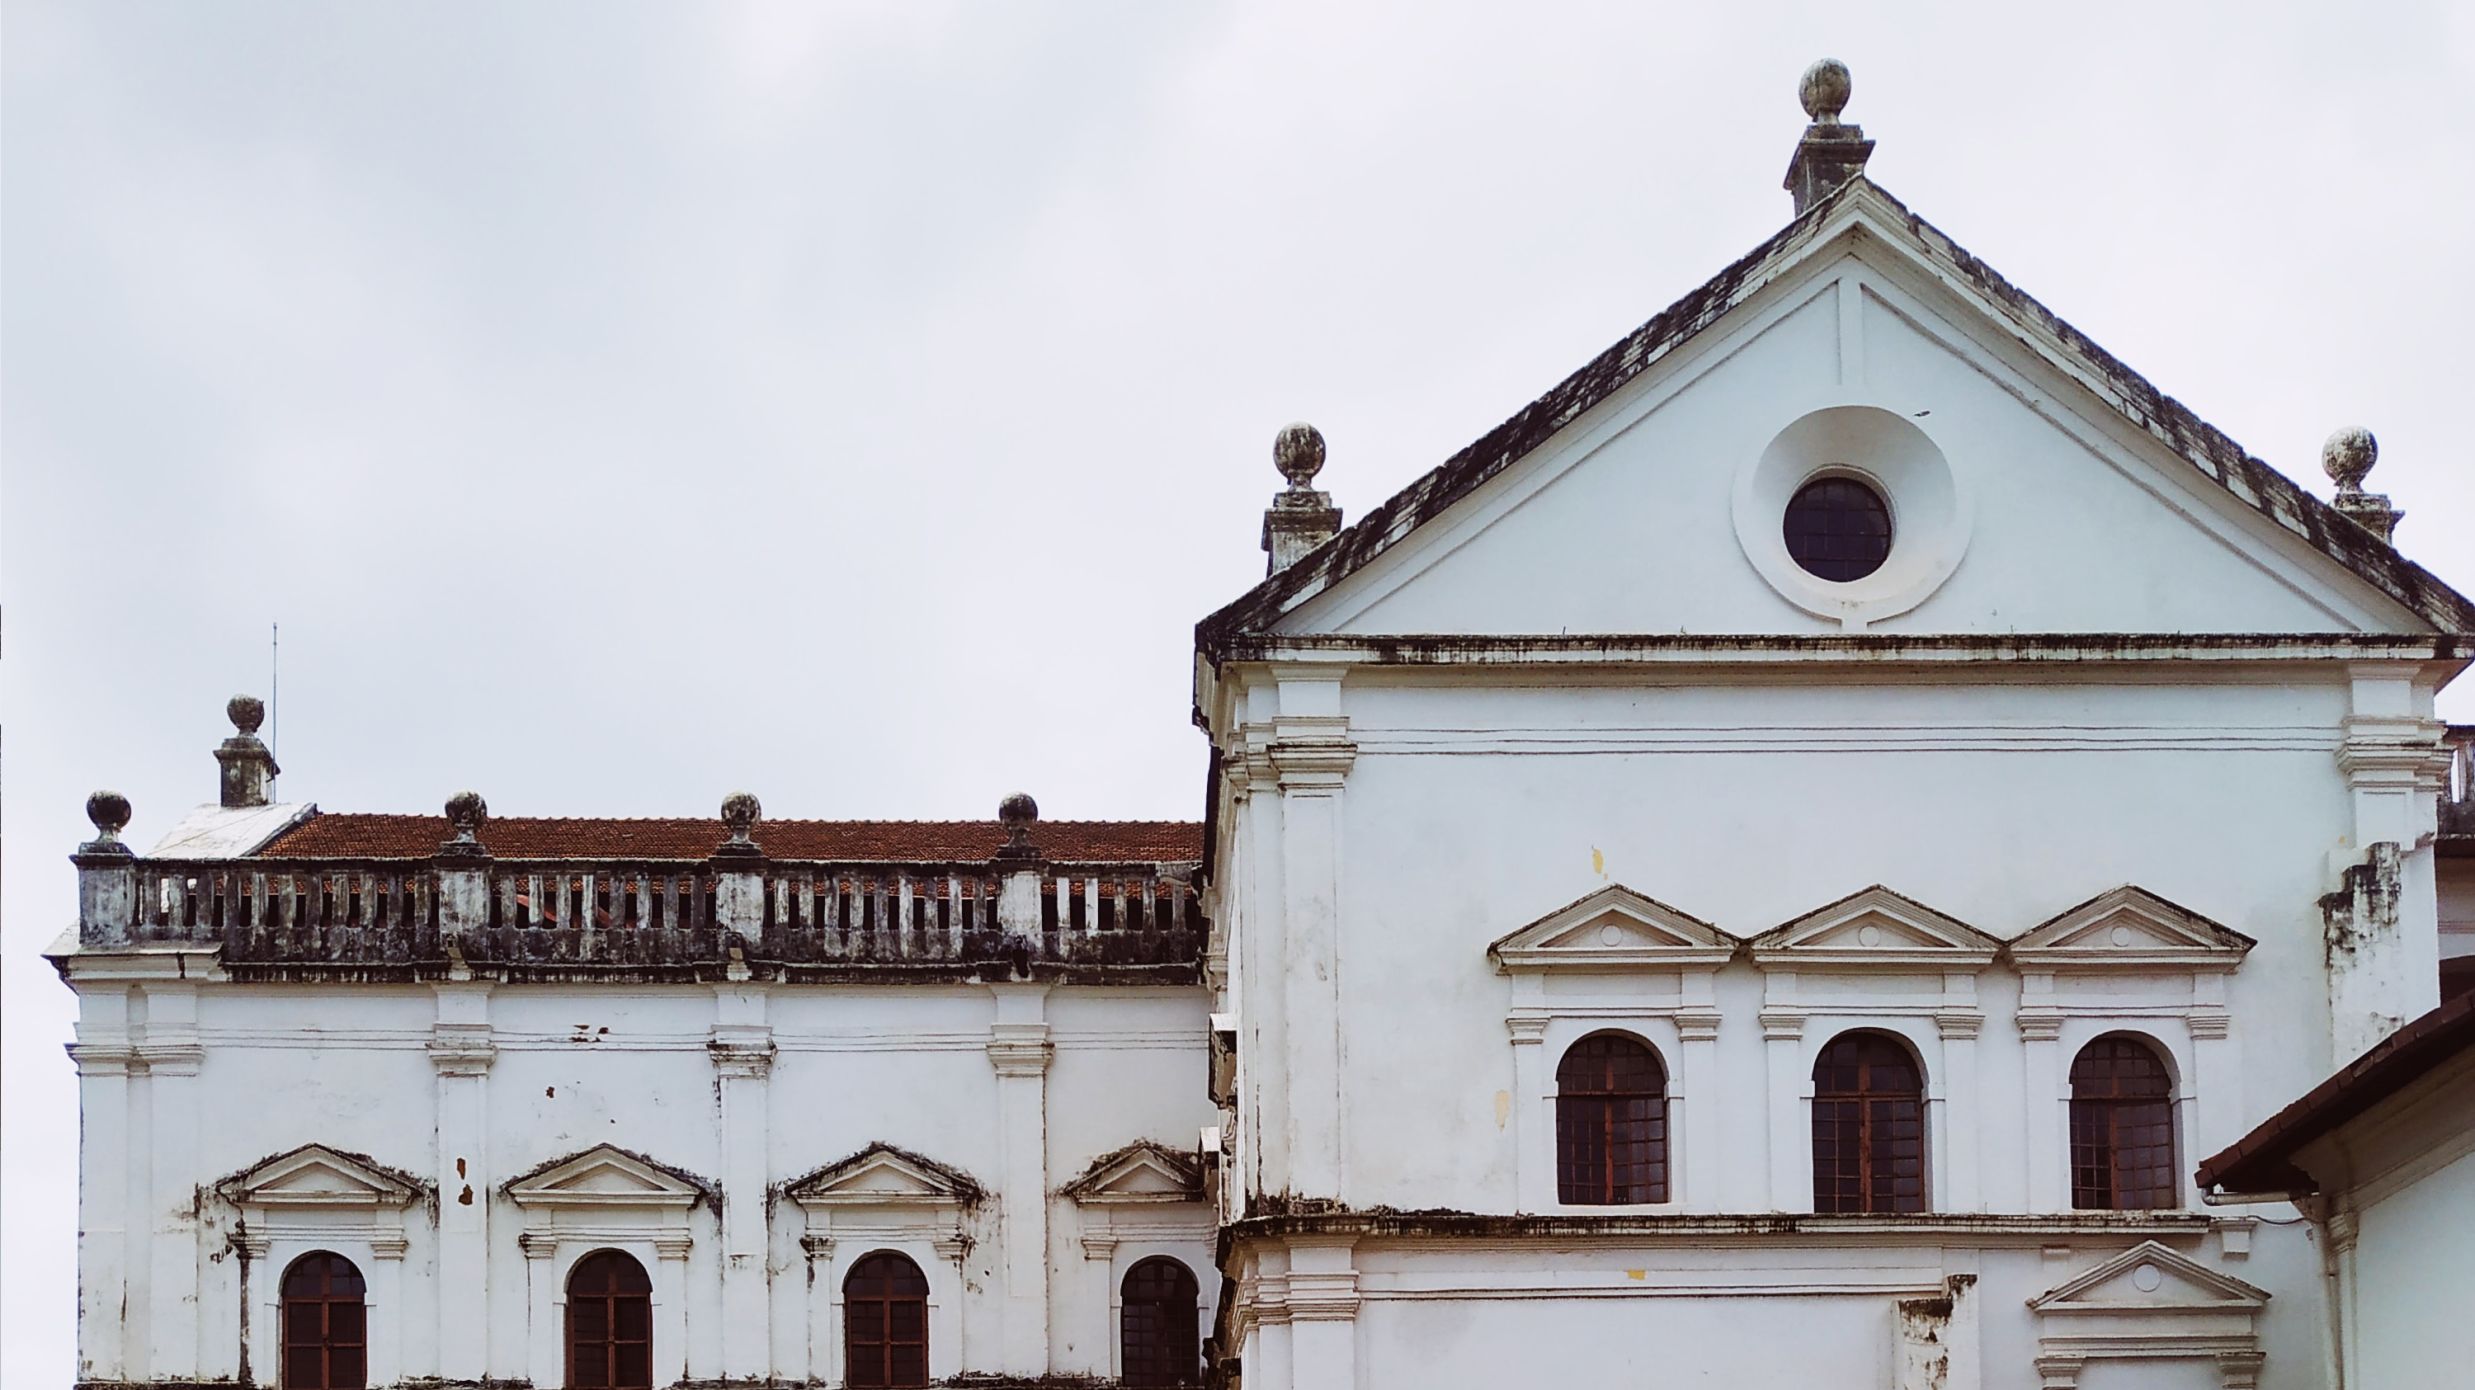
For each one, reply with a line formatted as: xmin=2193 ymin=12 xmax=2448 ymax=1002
xmin=565 ymin=1249 xmax=652 ymax=1390
xmin=844 ymin=1251 xmax=929 ymax=1388
xmin=281 ymin=1251 xmax=367 ymax=1390
xmin=1120 ymin=1256 xmax=1201 ymax=1386
xmin=2071 ymin=1034 xmax=2179 ymax=1209
xmin=1555 ymin=1033 xmax=1669 ymax=1204
xmin=1812 ymin=1031 xmax=1927 ymax=1213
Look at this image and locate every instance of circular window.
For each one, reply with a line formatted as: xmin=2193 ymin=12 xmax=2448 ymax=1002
xmin=1782 ymin=476 xmax=1892 ymax=581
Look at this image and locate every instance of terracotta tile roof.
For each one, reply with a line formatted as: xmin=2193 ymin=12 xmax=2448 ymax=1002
xmin=258 ymin=812 xmax=1203 ymax=863
xmin=2193 ymin=992 xmax=2475 ymax=1196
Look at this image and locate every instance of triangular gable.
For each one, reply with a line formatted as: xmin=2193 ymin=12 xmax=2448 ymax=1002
xmin=504 ymin=1144 xmax=710 ymax=1210
xmin=1061 ymin=1141 xmax=1204 ymax=1205
xmin=784 ymin=1143 xmax=984 ymax=1209
xmin=2028 ymin=1240 xmax=2270 ymax=1314
xmin=1195 ymin=176 xmax=2475 ymax=647
xmin=2009 ymin=886 xmax=2256 ymax=972
xmin=1749 ymin=885 xmax=2000 ymax=969
xmin=219 ymin=1143 xmax=423 ymax=1209
xmin=1489 ymin=885 xmax=1738 ymax=973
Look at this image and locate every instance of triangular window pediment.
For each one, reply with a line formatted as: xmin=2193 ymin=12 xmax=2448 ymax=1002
xmin=1063 ymin=1141 xmax=1203 ymax=1205
xmin=786 ymin=1143 xmax=982 ymax=1210
xmin=2029 ymin=1240 xmax=2269 ymax=1314
xmin=2010 ymin=887 xmax=2255 ymax=972
xmin=221 ymin=1144 xmax=421 ymax=1209
xmin=505 ymin=1145 xmax=709 ymax=1211
xmin=1490 ymin=885 xmax=1737 ymax=974
xmin=1750 ymin=886 xmax=1999 ymax=970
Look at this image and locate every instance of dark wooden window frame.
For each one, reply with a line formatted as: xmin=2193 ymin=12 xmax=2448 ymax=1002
xmin=844 ymin=1250 xmax=931 ymax=1388
xmin=1119 ymin=1255 xmax=1202 ymax=1387
xmin=2069 ymin=1033 xmax=2181 ymax=1210
xmin=565 ymin=1248 xmax=653 ymax=1390
xmin=1811 ymin=1030 xmax=1929 ymax=1214
xmin=1554 ymin=1032 xmax=1671 ymax=1205
xmin=281 ymin=1250 xmax=368 ymax=1390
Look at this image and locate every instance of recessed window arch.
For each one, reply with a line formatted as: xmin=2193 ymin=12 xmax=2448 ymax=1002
xmin=1120 ymin=1255 xmax=1201 ymax=1386
xmin=1555 ymin=1032 xmax=1669 ymax=1204
xmin=844 ymin=1250 xmax=930 ymax=1388
xmin=281 ymin=1251 xmax=367 ymax=1390
xmin=1812 ymin=1030 xmax=1927 ymax=1213
xmin=565 ymin=1249 xmax=652 ymax=1390
xmin=2070 ymin=1033 xmax=2180 ymax=1210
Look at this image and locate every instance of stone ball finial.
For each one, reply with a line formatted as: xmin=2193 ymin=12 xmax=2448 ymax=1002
xmin=720 ymin=790 xmax=762 ymax=843
xmin=1274 ymin=422 xmax=1327 ymax=490
xmin=998 ymin=792 xmax=1039 ymax=828
xmin=2322 ymin=426 xmax=2379 ymax=493
xmin=1800 ymin=58 xmax=1852 ymax=124
xmin=86 ymin=789 xmax=132 ymax=842
xmin=227 ymin=694 xmax=266 ymax=737
xmin=444 ymin=790 xmax=488 ymax=834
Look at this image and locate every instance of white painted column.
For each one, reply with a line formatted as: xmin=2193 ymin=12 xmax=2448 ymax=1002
xmin=1760 ymin=986 xmax=1808 ymax=1211
xmin=521 ymin=1236 xmax=560 ymax=1389
xmin=988 ymin=984 xmax=1054 ymax=1373
xmin=2188 ymin=983 xmax=2240 ymax=1206
xmin=1937 ymin=990 xmax=1984 ymax=1212
xmin=369 ymin=1236 xmax=407 ymax=1386
xmin=1283 ymin=1236 xmax=1358 ymax=1390
xmin=1236 ymin=708 xmax=1290 ymax=1203
xmin=1270 ymin=673 xmax=1353 ymax=1200
xmin=429 ymin=981 xmax=495 ymax=1381
xmin=1246 ymin=1245 xmax=1294 ymax=1390
xmin=801 ymin=1235 xmax=835 ymax=1383
xmin=70 ymin=986 xmax=135 ymax=1384
xmin=1505 ymin=1010 xmax=1550 ymax=1211
xmin=2018 ymin=993 xmax=2066 ymax=1212
xmin=2331 ymin=664 xmax=2450 ymax=1059
xmin=1678 ymin=970 xmax=1723 ymax=1213
xmin=712 ymin=985 xmax=775 ymax=1380
xmin=144 ymin=981 xmax=205 ymax=1378
xmin=656 ymin=1237 xmax=693 ymax=1386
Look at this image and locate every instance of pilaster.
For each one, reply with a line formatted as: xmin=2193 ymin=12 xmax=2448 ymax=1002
xmin=1760 ymin=987 xmax=1808 ymax=1211
xmin=1270 ymin=670 xmax=1353 ymax=1200
xmin=1504 ymin=1011 xmax=1549 ymax=1211
xmin=2018 ymin=987 xmax=2066 ymax=1212
xmin=987 ymin=985 xmax=1053 ymax=1373
xmin=429 ymin=981 xmax=495 ymax=1381
xmin=711 ymin=987 xmax=775 ymax=1380
xmin=143 ymin=982 xmax=204 ymax=1378
xmin=68 ymin=988 xmax=136 ymax=1383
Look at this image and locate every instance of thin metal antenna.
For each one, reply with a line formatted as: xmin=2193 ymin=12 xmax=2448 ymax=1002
xmin=270 ymin=622 xmax=281 ymax=797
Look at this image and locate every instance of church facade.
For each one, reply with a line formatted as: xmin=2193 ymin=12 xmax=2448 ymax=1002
xmin=51 ymin=63 xmax=2475 ymax=1390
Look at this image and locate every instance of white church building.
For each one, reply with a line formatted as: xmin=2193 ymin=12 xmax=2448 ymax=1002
xmin=50 ymin=63 xmax=2475 ymax=1390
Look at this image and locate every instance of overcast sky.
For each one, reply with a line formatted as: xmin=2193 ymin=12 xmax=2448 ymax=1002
xmin=7 ymin=2 xmax=2473 ymax=1375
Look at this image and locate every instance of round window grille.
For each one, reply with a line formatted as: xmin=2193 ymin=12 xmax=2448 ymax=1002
xmin=1782 ymin=476 xmax=1892 ymax=581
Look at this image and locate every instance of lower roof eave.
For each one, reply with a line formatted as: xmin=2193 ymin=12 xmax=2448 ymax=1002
xmin=1203 ymin=631 xmax=2472 ymax=670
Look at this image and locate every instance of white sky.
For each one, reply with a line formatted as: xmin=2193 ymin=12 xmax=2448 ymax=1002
xmin=6 ymin=2 xmax=2472 ymax=1377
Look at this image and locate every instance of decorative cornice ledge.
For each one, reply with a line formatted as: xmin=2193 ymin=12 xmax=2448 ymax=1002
xmin=1223 ymin=1210 xmax=2214 ymax=1246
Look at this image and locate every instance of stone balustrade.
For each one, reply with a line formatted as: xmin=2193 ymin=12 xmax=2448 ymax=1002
xmin=77 ymin=849 xmax=1202 ymax=978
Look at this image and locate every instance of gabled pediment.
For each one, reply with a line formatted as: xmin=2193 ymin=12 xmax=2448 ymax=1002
xmin=2009 ymin=886 xmax=2255 ymax=972
xmin=785 ymin=1143 xmax=984 ymax=1209
xmin=1062 ymin=1141 xmax=1204 ymax=1205
xmin=2029 ymin=1240 xmax=2270 ymax=1314
xmin=1195 ymin=176 xmax=2472 ymax=648
xmin=219 ymin=1144 xmax=423 ymax=1209
xmin=1750 ymin=886 xmax=1999 ymax=970
xmin=505 ymin=1145 xmax=711 ymax=1210
xmin=1490 ymin=885 xmax=1738 ymax=974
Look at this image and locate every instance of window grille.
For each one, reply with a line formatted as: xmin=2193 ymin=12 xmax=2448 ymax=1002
xmin=1555 ymin=1033 xmax=1669 ymax=1204
xmin=1811 ymin=1031 xmax=1927 ymax=1213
